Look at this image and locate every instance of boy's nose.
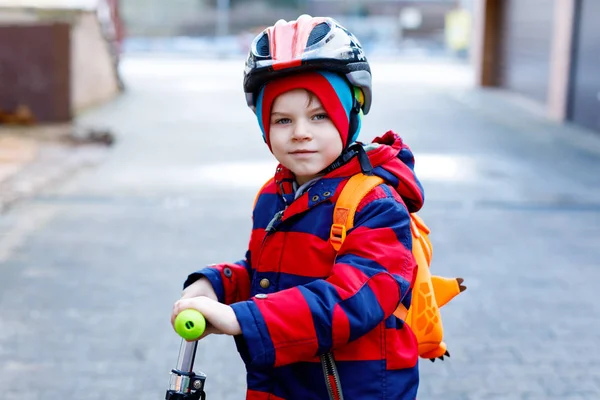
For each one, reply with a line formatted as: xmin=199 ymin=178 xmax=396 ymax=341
xmin=292 ymin=120 xmax=312 ymax=141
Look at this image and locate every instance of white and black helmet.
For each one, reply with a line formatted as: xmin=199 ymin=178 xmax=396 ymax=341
xmin=243 ymin=15 xmax=373 ymax=115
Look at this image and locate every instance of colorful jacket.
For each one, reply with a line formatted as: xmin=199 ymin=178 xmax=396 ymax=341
xmin=184 ymin=131 xmax=425 ymax=399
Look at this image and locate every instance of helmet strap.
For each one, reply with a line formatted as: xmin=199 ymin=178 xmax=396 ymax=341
xmin=319 ymin=142 xmax=373 ymax=176
xmin=348 ymin=97 xmax=362 ymax=142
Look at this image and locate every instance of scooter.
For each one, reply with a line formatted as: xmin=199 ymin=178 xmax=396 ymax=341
xmin=165 ymin=310 xmax=208 ymax=400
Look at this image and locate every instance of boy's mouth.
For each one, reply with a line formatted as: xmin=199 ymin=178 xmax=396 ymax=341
xmin=289 ymin=150 xmax=317 ymax=154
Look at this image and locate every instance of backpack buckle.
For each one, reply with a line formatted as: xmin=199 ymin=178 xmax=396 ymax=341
xmin=329 ymin=223 xmax=347 ymax=251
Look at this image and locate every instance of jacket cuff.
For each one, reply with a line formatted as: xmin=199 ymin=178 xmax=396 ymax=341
xmin=231 ymin=300 xmax=275 ymax=368
xmin=183 ymin=268 xmax=225 ymax=303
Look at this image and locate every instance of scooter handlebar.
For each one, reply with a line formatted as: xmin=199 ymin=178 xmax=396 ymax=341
xmin=174 ymin=309 xmax=206 ymax=341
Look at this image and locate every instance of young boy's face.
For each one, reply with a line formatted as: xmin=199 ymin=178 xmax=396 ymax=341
xmin=268 ymin=89 xmax=343 ymax=185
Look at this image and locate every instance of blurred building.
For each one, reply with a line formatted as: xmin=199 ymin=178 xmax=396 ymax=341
xmin=0 ymin=0 xmax=123 ymax=123
xmin=472 ymin=0 xmax=600 ymax=133
xmin=307 ymin=0 xmax=459 ymax=56
xmin=120 ymin=0 xmax=459 ymax=55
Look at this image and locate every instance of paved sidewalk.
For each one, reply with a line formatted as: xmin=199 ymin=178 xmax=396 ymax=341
xmin=0 ymin=125 xmax=110 ymax=212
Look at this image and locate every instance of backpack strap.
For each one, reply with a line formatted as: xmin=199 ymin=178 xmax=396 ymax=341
xmin=330 ymin=174 xmax=385 ymax=251
xmin=253 ymin=177 xmax=274 ymax=209
xmin=331 ymin=173 xmax=412 ymax=322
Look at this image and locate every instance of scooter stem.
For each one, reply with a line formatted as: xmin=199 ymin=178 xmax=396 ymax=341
xmin=165 ymin=340 xmax=206 ymax=400
xmin=176 ymin=340 xmax=198 ymax=372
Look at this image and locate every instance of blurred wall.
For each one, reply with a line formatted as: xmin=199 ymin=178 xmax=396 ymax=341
xmin=0 ymin=6 xmax=121 ymax=122
xmin=472 ymin=0 xmax=600 ymax=134
xmin=120 ymin=0 xmax=457 ymax=39
xmin=0 ymin=23 xmax=71 ymax=122
xmin=567 ymin=0 xmax=600 ymax=133
xmin=71 ymin=11 xmax=121 ymax=113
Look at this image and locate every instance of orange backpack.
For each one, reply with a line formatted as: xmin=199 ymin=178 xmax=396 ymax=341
xmin=330 ymin=173 xmax=466 ymax=361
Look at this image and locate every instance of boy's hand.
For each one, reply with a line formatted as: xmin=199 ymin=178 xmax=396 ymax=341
xmin=181 ymin=277 xmax=218 ymax=301
xmin=171 ymin=296 xmax=241 ymax=339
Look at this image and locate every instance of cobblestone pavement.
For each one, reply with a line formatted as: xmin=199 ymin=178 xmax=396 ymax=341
xmin=0 ymin=55 xmax=599 ymax=399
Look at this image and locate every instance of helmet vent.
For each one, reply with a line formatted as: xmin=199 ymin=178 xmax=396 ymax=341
xmin=256 ymin=34 xmax=270 ymax=57
xmin=307 ymin=23 xmax=331 ymax=47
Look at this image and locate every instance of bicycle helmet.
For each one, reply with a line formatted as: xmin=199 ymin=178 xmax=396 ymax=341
xmin=243 ymin=14 xmax=372 ymax=115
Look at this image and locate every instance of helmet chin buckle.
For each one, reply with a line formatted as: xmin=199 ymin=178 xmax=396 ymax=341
xmin=319 ymin=143 xmax=372 ymax=176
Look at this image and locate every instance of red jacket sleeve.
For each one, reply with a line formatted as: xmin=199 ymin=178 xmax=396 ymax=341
xmin=183 ymin=249 xmax=252 ymax=305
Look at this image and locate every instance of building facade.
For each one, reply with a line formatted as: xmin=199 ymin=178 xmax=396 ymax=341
xmin=0 ymin=0 xmax=122 ymax=123
xmin=471 ymin=0 xmax=600 ymax=133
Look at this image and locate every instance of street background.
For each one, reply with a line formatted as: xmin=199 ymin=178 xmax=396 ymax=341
xmin=1 ymin=0 xmax=600 ymax=399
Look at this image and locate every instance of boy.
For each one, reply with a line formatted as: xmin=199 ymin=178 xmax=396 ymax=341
xmin=172 ymin=15 xmax=424 ymax=399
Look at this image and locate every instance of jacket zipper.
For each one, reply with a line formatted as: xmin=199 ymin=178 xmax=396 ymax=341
xmin=321 ymin=353 xmax=344 ymax=400
xmin=264 ymin=210 xmax=284 ymax=234
xmin=263 ymin=207 xmax=344 ymax=398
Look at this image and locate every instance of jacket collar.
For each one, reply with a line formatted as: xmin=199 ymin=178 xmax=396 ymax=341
xmin=272 ymin=131 xmax=406 ymax=221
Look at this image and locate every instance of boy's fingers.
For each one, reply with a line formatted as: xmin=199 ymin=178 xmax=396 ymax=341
xmin=173 ymin=298 xmax=193 ymax=315
xmin=170 ymin=298 xmax=191 ymax=326
xmin=174 ymin=298 xmax=194 ymax=314
xmin=177 ymin=296 xmax=211 ymax=312
xmin=171 ymin=296 xmax=225 ymax=332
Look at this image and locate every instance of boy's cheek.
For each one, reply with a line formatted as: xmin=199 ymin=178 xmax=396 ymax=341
xmin=269 ymin=146 xmax=288 ymax=165
xmin=269 ymin=135 xmax=287 ymax=153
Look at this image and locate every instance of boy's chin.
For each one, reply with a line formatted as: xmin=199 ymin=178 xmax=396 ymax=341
xmin=279 ymin=163 xmax=321 ymax=177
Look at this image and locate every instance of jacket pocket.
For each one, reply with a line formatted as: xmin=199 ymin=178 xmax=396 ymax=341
xmin=385 ymin=317 xmax=418 ymax=370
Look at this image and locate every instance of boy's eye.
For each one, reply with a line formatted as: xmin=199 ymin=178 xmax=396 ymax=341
xmin=274 ymin=118 xmax=291 ymax=124
xmin=313 ymin=113 xmax=329 ymax=120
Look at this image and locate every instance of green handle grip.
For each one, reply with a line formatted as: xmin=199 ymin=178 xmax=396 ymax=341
xmin=174 ymin=309 xmax=206 ymax=340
